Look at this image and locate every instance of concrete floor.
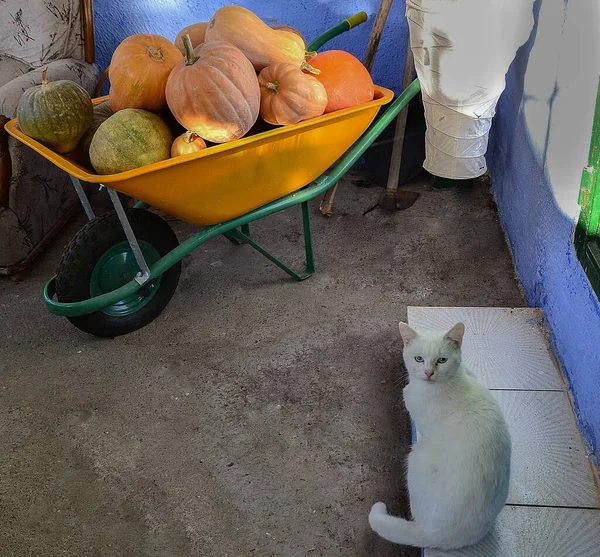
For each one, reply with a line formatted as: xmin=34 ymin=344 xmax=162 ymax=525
xmin=0 ymin=170 xmax=524 ymax=557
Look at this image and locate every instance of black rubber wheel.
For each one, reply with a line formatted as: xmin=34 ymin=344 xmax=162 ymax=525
xmin=56 ymin=209 xmax=181 ymax=338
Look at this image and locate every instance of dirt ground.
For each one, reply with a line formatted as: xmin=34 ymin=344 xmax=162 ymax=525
xmin=0 ymin=169 xmax=524 ymax=556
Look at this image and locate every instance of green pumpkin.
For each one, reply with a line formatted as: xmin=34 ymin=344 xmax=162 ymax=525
xmin=75 ymin=101 xmax=113 ymax=168
xmin=17 ymin=67 xmax=93 ymax=154
xmin=89 ymin=108 xmax=173 ymax=175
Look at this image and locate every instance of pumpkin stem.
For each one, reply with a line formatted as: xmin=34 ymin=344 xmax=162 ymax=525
xmin=305 ymin=51 xmax=318 ymax=61
xmin=182 ymin=34 xmax=199 ymax=66
xmin=41 ymin=65 xmax=49 ymax=87
xmin=266 ymin=81 xmax=280 ymax=94
xmin=301 ymin=61 xmax=321 ymax=75
xmin=146 ymin=46 xmax=165 ymax=62
xmin=183 ymin=131 xmax=198 ymax=143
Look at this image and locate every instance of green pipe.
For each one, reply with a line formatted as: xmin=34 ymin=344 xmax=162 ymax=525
xmin=307 ymin=11 xmax=368 ymax=51
xmin=45 ymin=275 xmax=145 ymax=317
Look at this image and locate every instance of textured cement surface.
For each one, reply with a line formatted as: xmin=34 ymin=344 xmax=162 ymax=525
xmin=0 ymin=170 xmax=524 ymax=557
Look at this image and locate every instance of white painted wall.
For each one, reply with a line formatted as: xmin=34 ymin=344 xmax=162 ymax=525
xmin=522 ymin=0 xmax=600 ymax=218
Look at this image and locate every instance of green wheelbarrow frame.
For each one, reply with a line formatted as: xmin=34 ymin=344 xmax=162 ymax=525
xmin=42 ymin=14 xmax=422 ymax=320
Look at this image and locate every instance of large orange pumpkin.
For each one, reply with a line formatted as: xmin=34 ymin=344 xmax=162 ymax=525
xmin=165 ymin=36 xmax=260 ymax=143
xmin=309 ymin=50 xmax=374 ymax=113
xmin=258 ymin=63 xmax=327 ymax=125
xmin=109 ymin=34 xmax=182 ymax=113
xmin=174 ymin=22 xmax=208 ymax=54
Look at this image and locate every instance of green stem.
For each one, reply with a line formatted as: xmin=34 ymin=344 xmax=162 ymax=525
xmin=182 ymin=34 xmax=199 ymax=66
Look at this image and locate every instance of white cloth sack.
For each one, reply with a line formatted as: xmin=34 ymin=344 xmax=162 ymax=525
xmin=406 ymin=0 xmax=536 ymax=178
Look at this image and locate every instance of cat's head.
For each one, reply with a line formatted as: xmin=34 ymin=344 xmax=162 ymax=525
xmin=398 ymin=322 xmax=465 ymax=382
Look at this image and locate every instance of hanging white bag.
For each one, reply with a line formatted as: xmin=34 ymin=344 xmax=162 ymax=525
xmin=406 ymin=0 xmax=536 ymax=178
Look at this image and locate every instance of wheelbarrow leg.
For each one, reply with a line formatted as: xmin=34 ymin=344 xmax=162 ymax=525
xmin=302 ymin=201 xmax=315 ymax=275
xmin=106 ymin=186 xmax=151 ymax=285
xmin=223 ymin=223 xmax=251 ymax=246
xmin=70 ymin=176 xmax=95 ymax=221
xmin=222 ymin=201 xmax=315 ymax=281
xmin=69 ymin=179 xmax=151 ymax=285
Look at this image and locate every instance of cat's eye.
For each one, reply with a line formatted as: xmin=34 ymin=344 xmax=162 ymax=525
xmin=437 ymin=358 xmax=448 ymax=364
xmin=414 ymin=356 xmax=424 ymax=363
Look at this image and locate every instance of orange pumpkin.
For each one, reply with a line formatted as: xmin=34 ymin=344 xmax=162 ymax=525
xmin=109 ymin=34 xmax=182 ymax=112
xmin=174 ymin=22 xmax=208 ymax=54
xmin=171 ymin=131 xmax=207 ymax=157
xmin=309 ymin=50 xmax=374 ymax=113
xmin=258 ymin=63 xmax=327 ymax=126
xmin=165 ymin=36 xmax=260 ymax=143
xmin=205 ymin=6 xmax=317 ymax=73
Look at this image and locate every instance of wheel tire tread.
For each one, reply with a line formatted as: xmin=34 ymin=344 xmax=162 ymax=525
xmin=56 ymin=209 xmax=181 ymax=338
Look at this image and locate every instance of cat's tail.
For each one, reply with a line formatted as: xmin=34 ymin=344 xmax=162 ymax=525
xmin=368 ymin=502 xmax=439 ymax=548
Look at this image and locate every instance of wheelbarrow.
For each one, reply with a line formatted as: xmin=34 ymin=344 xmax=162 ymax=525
xmin=5 ymin=13 xmax=421 ymax=338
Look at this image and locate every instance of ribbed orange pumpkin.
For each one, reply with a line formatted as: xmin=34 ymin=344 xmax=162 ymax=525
xmin=205 ymin=6 xmax=317 ymax=72
xmin=309 ymin=50 xmax=374 ymax=113
xmin=109 ymin=34 xmax=182 ymax=113
xmin=258 ymin=63 xmax=327 ymax=125
xmin=171 ymin=131 xmax=207 ymax=157
xmin=174 ymin=22 xmax=208 ymax=54
xmin=165 ymin=36 xmax=260 ymax=143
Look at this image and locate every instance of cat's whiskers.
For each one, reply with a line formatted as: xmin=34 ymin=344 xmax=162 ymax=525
xmin=394 ymin=369 xmax=410 ymax=388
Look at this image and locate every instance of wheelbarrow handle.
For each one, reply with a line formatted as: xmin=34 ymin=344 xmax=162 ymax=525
xmin=344 ymin=11 xmax=368 ymax=29
xmin=307 ymin=11 xmax=368 ymax=52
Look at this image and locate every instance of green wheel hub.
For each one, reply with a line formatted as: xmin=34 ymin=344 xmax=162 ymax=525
xmin=89 ymin=240 xmax=161 ymax=317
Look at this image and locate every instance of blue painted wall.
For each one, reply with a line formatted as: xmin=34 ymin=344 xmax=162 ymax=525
xmin=94 ymin=0 xmax=409 ymax=93
xmin=488 ymin=0 xmax=600 ymax=462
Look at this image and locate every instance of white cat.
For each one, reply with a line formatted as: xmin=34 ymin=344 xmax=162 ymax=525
xmin=369 ymin=322 xmax=511 ymax=550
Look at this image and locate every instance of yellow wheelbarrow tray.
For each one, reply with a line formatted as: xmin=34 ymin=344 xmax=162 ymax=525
xmin=7 ymin=86 xmax=394 ymax=226
xmin=5 ymin=12 xmax=421 ymax=337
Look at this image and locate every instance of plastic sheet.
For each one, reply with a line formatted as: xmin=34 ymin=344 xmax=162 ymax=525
xmin=406 ymin=0 xmax=536 ymax=178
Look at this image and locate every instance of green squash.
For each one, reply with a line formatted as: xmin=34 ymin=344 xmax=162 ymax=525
xmin=75 ymin=101 xmax=113 ymax=168
xmin=89 ymin=108 xmax=173 ymax=175
xmin=17 ymin=67 xmax=93 ymax=154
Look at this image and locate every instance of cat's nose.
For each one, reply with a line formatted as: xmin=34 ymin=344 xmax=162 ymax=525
xmin=425 ymin=370 xmax=434 ymax=379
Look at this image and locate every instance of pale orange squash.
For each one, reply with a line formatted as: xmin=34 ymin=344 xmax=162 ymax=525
xmin=109 ymin=34 xmax=182 ymax=112
xmin=174 ymin=22 xmax=208 ymax=54
xmin=258 ymin=63 xmax=327 ymax=126
xmin=165 ymin=36 xmax=260 ymax=143
xmin=205 ymin=6 xmax=317 ymax=72
xmin=171 ymin=131 xmax=207 ymax=157
xmin=271 ymin=25 xmax=306 ymax=47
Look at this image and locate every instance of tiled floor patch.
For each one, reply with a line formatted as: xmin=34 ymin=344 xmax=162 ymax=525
xmin=425 ymin=506 xmax=600 ymax=557
xmin=493 ymin=389 xmax=597 ymax=508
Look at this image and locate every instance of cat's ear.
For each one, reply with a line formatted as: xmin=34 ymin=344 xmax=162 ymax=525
xmin=444 ymin=322 xmax=465 ymax=348
xmin=399 ymin=322 xmax=418 ymax=344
